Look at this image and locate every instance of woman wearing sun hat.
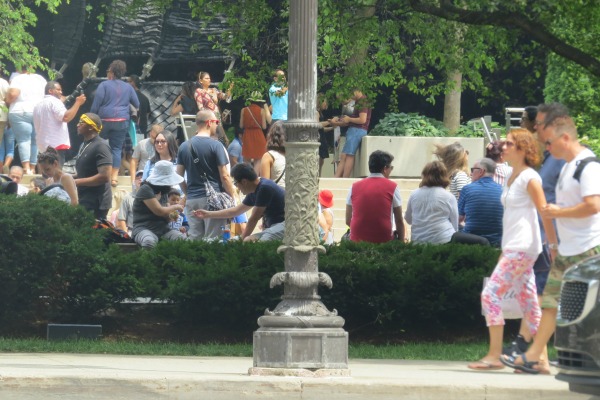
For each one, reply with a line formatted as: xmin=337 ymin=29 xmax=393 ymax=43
xmin=240 ymin=90 xmax=270 ymax=173
xmin=132 ymin=160 xmax=187 ymax=248
xmin=318 ymin=189 xmax=335 ymax=244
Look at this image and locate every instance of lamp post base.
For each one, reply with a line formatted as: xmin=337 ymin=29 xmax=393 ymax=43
xmin=253 ymin=316 xmax=348 ymax=369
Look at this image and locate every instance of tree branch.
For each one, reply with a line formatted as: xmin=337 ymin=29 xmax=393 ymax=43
xmin=407 ymin=0 xmax=600 ymax=77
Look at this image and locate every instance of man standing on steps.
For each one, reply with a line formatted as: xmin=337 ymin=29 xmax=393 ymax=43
xmin=501 ymin=103 xmax=600 ymax=374
xmin=33 ymin=81 xmax=86 ymax=167
xmin=176 ymin=110 xmax=235 ymax=240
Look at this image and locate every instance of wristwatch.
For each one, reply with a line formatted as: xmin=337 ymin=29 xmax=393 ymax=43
xmin=548 ymin=243 xmax=559 ymax=250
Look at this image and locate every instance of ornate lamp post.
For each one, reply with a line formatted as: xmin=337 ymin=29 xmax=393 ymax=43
xmin=251 ymin=0 xmax=349 ymax=373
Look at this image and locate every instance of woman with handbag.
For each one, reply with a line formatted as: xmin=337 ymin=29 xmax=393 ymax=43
xmin=240 ymin=91 xmax=269 ymax=174
xmin=468 ymin=128 xmax=558 ymax=371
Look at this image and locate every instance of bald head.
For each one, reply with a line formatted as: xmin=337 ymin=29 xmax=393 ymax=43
xmin=196 ymin=110 xmax=217 ymax=126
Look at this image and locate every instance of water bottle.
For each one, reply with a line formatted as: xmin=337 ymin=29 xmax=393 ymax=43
xmin=221 ymin=224 xmax=231 ymax=243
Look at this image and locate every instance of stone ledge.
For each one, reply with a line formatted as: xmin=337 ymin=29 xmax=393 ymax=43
xmin=248 ymin=367 xmax=351 ymax=378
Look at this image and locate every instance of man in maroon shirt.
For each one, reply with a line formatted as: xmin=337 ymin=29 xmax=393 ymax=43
xmin=345 ymin=150 xmax=405 ymax=243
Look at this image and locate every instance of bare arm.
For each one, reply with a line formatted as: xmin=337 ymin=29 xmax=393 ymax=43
xmin=143 ymin=196 xmax=183 ymax=218
xmin=6 ymin=88 xmax=20 ymax=105
xmin=74 ymin=164 xmax=111 ymax=187
xmin=264 ymin=103 xmax=272 ymax=125
xmin=218 ymin=164 xmax=235 ymax=197
xmin=60 ymin=174 xmax=79 ymax=206
xmin=345 ymin=204 xmax=352 ymax=227
xmin=116 ymin=219 xmax=128 ymax=232
xmin=239 ymin=108 xmax=245 ymax=129
xmin=393 ymin=206 xmax=405 ymax=241
xmin=63 ymin=95 xmax=86 ymax=122
xmin=176 ymin=164 xmax=188 ymax=196
xmin=542 ymin=194 xmax=600 ymax=219
xmin=244 ymin=206 xmax=266 ymax=239
xmin=193 ymin=203 xmax=252 ymax=221
xmin=170 ymin=95 xmax=183 ymax=116
xmin=342 ymin=111 xmax=368 ymax=125
xmin=528 ymin=179 xmax=559 ymax=254
xmin=260 ymin=152 xmax=273 ymax=179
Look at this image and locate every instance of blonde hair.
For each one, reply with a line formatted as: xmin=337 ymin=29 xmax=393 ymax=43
xmin=433 ymin=142 xmax=468 ymax=177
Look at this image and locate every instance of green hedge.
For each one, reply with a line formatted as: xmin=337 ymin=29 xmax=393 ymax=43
xmin=0 ymin=195 xmax=143 ymax=325
xmin=0 ymin=195 xmax=501 ymax=338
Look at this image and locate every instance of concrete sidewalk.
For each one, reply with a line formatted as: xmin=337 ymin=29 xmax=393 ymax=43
xmin=0 ymin=353 xmax=589 ymax=400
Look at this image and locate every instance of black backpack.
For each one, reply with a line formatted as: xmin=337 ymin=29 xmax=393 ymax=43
xmin=0 ymin=175 xmax=18 ymax=195
xmin=573 ymin=157 xmax=600 ymax=182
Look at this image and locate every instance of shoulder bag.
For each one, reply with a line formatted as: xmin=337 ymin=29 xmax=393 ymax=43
xmin=189 ymin=138 xmax=235 ymax=211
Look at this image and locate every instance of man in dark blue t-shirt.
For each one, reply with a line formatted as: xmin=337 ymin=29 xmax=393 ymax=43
xmin=457 ymin=157 xmax=504 ymax=246
xmin=177 ymin=110 xmax=235 ymax=240
xmin=193 ymin=162 xmax=285 ymax=241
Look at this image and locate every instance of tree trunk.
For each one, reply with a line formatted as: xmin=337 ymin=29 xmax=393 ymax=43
xmin=443 ymin=70 xmax=462 ymax=134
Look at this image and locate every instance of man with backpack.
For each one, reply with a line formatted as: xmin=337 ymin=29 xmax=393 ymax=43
xmin=501 ymin=103 xmax=600 ymax=374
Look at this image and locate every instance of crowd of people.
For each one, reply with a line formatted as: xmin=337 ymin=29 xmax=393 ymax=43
xmin=3 ymin=64 xmax=599 ymax=375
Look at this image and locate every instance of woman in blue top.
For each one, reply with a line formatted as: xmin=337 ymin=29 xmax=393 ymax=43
xmin=91 ymin=59 xmax=139 ymax=187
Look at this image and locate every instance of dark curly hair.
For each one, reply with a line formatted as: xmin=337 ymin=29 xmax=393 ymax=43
xmin=37 ymin=147 xmax=60 ymax=165
xmin=485 ymin=140 xmax=504 ymax=162
xmin=266 ymin=121 xmax=286 ymax=153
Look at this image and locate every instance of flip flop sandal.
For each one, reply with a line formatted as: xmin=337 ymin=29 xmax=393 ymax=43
xmin=500 ymin=353 xmax=540 ymax=374
xmin=467 ymin=360 xmax=504 ymax=370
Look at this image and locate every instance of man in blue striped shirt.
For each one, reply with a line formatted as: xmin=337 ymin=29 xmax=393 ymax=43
xmin=457 ymin=158 xmax=504 ymax=246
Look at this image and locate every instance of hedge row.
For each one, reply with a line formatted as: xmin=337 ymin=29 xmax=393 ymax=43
xmin=0 ymin=195 xmax=501 ymax=338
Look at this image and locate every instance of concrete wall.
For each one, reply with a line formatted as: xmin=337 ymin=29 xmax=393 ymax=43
xmin=355 ymin=136 xmax=485 ymax=178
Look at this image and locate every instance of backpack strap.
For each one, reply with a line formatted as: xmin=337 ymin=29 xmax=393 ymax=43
xmin=573 ymin=156 xmax=600 ymax=182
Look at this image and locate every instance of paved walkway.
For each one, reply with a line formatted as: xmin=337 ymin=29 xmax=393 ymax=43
xmin=0 ymin=353 xmax=589 ymax=400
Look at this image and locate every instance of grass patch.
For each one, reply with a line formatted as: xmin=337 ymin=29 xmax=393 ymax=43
xmin=0 ymin=337 xmax=556 ymax=361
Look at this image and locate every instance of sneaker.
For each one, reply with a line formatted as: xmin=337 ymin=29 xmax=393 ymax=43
xmin=503 ymin=334 xmax=530 ymax=357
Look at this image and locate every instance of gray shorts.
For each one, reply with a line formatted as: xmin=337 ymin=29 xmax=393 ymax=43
xmin=251 ymin=221 xmax=285 ymax=241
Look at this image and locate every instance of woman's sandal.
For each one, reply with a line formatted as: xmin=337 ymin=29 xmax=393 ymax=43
xmin=111 ymin=179 xmax=119 ymax=187
xmin=500 ymin=353 xmax=540 ymax=374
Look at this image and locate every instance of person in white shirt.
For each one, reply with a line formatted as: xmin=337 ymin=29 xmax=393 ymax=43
xmin=33 ymin=81 xmax=86 ymax=167
xmin=0 ymin=77 xmax=9 ymax=143
xmin=8 ymin=166 xmax=30 ymax=196
xmin=6 ymin=70 xmax=47 ymax=174
xmin=501 ymin=103 xmax=600 ymax=374
xmin=469 ymin=128 xmax=557 ymax=371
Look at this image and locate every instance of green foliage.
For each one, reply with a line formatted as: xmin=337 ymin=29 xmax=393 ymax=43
xmin=545 ymin=55 xmax=600 ymax=156
xmin=0 ymin=201 xmax=500 ymax=338
xmin=320 ymin=241 xmax=498 ymax=335
xmin=370 ymin=112 xmax=492 ymax=138
xmin=114 ymin=239 xmax=499 ymax=337
xmin=370 ymin=113 xmax=447 ymax=137
xmin=0 ymin=195 xmax=143 ymax=324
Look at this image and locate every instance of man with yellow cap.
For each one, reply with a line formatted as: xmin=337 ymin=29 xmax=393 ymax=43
xmin=73 ymin=113 xmax=112 ymax=219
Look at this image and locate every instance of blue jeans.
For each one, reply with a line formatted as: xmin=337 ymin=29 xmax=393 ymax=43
xmin=0 ymin=125 xmax=12 ymax=160
xmin=100 ymin=120 xmax=129 ymax=168
xmin=8 ymin=112 xmax=37 ymax=164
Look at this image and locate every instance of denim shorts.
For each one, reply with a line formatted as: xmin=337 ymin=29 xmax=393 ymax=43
xmin=342 ymin=127 xmax=367 ymax=155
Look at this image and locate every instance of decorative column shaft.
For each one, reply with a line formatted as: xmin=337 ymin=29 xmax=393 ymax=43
xmin=251 ymin=0 xmax=348 ymax=372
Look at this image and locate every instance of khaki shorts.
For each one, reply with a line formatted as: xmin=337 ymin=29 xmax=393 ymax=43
xmin=541 ymin=244 xmax=600 ymax=308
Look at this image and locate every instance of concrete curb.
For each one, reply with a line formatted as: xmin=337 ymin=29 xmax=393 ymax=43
xmin=0 ymin=353 xmax=587 ymax=400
